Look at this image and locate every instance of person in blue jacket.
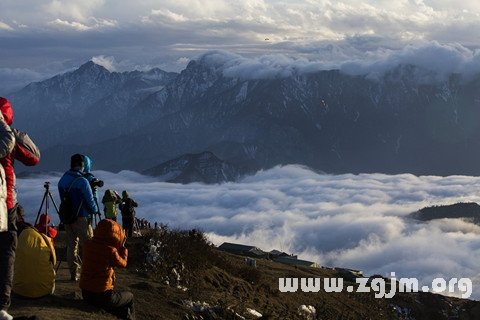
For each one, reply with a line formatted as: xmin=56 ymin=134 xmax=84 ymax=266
xmin=82 ymin=155 xmax=103 ymax=222
xmin=58 ymin=153 xmax=99 ymax=281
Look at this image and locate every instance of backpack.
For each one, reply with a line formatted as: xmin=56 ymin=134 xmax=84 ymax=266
xmin=121 ymin=199 xmax=136 ymax=218
xmin=58 ymin=177 xmax=83 ymax=224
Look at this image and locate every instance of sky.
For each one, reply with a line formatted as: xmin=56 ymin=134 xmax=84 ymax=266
xmin=16 ymin=166 xmax=480 ymax=298
xmin=2 ymin=0 xmax=480 ymax=92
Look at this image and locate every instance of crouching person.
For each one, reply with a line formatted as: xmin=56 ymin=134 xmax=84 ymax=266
xmin=13 ymin=226 xmax=56 ymax=298
xmin=79 ymin=219 xmax=135 ymax=320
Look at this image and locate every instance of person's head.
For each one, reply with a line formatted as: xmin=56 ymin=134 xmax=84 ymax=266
xmin=102 ymin=189 xmax=114 ymax=203
xmin=82 ymin=155 xmax=93 ymax=173
xmin=122 ymin=190 xmax=129 ymax=199
xmin=70 ymin=153 xmax=85 ymax=171
xmin=93 ymin=219 xmax=125 ymax=249
xmin=0 ymin=97 xmax=13 ymax=125
xmin=38 ymin=213 xmax=51 ymax=226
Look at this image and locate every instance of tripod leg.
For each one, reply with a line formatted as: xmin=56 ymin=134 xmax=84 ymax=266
xmin=35 ymin=191 xmax=48 ymax=225
xmin=48 ymin=191 xmax=60 ymax=215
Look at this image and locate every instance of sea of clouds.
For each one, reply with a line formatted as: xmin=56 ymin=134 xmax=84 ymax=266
xmin=16 ymin=165 xmax=480 ymax=298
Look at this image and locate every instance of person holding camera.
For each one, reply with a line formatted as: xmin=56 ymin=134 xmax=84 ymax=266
xmin=58 ymin=154 xmax=99 ymax=282
xmin=81 ymin=155 xmax=103 ymax=224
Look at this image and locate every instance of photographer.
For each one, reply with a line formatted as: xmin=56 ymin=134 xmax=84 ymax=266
xmin=58 ymin=154 xmax=99 ymax=282
xmin=82 ymin=155 xmax=103 ymax=224
xmin=120 ymin=191 xmax=137 ymax=238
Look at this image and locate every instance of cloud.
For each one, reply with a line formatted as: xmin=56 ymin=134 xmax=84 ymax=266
xmin=0 ymin=21 xmax=14 ymax=31
xmin=191 ymin=42 xmax=480 ymax=81
xmin=16 ymin=165 xmax=480 ymax=298
xmin=49 ymin=19 xmax=91 ymax=31
xmin=148 ymin=9 xmax=188 ymax=23
xmin=91 ymin=55 xmax=116 ymax=71
xmin=44 ymin=0 xmax=106 ymax=23
xmin=176 ymin=57 xmax=190 ymax=65
xmin=0 ymin=68 xmax=45 ymax=94
xmin=3 ymin=0 xmax=480 ymax=75
xmin=48 ymin=17 xmax=117 ymax=31
xmin=0 ymin=61 xmax=80 ymax=94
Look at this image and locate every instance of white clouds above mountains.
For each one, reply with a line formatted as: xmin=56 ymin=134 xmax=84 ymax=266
xmin=193 ymin=42 xmax=480 ymax=81
xmin=1 ymin=0 xmax=480 ymax=82
xmin=16 ymin=166 xmax=480 ymax=298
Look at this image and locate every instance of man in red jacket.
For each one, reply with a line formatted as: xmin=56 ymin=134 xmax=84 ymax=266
xmin=0 ymin=97 xmax=40 ymax=320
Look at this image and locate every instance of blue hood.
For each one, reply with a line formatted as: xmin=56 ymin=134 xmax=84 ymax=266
xmin=83 ymin=155 xmax=93 ymax=173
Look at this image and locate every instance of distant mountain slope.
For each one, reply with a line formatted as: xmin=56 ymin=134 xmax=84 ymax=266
xmin=143 ymin=151 xmax=243 ymax=184
xmin=10 ymin=55 xmax=480 ymax=175
xmin=11 ymin=61 xmax=178 ymax=149
xmin=410 ymin=202 xmax=480 ymax=223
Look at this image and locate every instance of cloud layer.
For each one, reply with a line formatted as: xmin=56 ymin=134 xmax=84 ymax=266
xmin=196 ymin=43 xmax=480 ymax=81
xmin=2 ymin=0 xmax=480 ymax=90
xmin=16 ymin=165 xmax=480 ymax=298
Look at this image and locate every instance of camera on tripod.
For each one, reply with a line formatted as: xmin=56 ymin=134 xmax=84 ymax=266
xmin=89 ymin=177 xmax=104 ymax=189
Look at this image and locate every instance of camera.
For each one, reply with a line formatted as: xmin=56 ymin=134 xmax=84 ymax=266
xmin=90 ymin=177 xmax=104 ymax=189
xmin=83 ymin=172 xmax=104 ymax=190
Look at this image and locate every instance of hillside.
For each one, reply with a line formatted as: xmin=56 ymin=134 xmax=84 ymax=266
xmin=410 ymin=202 xmax=480 ymax=223
xmin=9 ymin=228 xmax=480 ymax=320
xmin=143 ymin=151 xmax=244 ymax=184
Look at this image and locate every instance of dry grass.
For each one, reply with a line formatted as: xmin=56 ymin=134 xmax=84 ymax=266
xmin=8 ymin=229 xmax=480 ymax=320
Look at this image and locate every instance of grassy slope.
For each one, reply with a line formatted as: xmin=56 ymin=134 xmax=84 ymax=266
xmin=9 ymin=230 xmax=480 ymax=320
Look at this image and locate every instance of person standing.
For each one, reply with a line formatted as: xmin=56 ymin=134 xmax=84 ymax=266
xmin=81 ymin=155 xmax=103 ymax=223
xmin=58 ymin=154 xmax=98 ymax=281
xmin=102 ymin=190 xmax=122 ymax=222
xmin=0 ymin=97 xmax=40 ymax=320
xmin=120 ymin=191 xmax=137 ymax=238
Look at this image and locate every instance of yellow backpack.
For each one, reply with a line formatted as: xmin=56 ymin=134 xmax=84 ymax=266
xmin=13 ymin=227 xmax=56 ymax=298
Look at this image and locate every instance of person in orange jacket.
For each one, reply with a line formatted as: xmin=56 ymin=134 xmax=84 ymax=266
xmin=79 ymin=219 xmax=134 ymax=320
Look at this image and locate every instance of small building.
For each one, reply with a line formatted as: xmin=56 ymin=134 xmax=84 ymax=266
xmin=334 ymin=268 xmax=363 ymax=277
xmin=273 ymin=256 xmax=320 ymax=268
xmin=218 ymin=242 xmax=268 ymax=258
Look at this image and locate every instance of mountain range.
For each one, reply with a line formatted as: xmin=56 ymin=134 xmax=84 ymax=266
xmin=9 ymin=55 xmax=480 ymax=176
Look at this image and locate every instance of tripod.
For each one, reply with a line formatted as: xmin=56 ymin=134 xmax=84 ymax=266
xmin=35 ymin=182 xmax=60 ymax=229
xmin=92 ymin=196 xmax=101 ymax=227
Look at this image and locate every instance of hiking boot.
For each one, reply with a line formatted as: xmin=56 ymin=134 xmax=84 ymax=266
xmin=0 ymin=310 xmax=13 ymax=320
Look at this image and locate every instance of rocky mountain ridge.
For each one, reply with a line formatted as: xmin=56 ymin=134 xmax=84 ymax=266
xmin=10 ymin=57 xmax=480 ymax=175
